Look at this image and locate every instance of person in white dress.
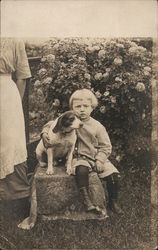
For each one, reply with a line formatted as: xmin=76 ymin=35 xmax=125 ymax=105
xmin=0 ymin=38 xmax=36 ymax=229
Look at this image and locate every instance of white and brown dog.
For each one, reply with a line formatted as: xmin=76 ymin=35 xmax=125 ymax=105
xmin=36 ymin=111 xmax=82 ymax=175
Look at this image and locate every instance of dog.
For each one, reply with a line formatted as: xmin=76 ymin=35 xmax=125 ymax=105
xmin=36 ymin=111 xmax=83 ymax=175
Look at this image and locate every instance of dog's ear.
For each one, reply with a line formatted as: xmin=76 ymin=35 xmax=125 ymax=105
xmin=52 ymin=111 xmax=74 ymax=133
xmin=52 ymin=116 xmax=62 ymax=133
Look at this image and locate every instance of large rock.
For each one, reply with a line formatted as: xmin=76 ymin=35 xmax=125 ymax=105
xmin=35 ymin=165 xmax=106 ymax=217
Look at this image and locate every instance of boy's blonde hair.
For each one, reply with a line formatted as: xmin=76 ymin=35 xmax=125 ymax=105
xmin=69 ymin=88 xmax=98 ymax=109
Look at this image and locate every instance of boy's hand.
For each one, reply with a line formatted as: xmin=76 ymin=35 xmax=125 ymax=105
xmin=95 ymin=160 xmax=104 ymax=173
xmin=42 ymin=133 xmax=52 ymax=148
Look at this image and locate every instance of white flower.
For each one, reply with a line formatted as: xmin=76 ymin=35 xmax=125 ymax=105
xmin=103 ymin=72 xmax=109 ymax=79
xmin=144 ymin=66 xmax=151 ymax=72
xmin=104 ymin=91 xmax=110 ymax=97
xmin=43 ymin=77 xmax=52 ymax=85
xmin=86 ymin=82 xmax=91 ymax=88
xmin=38 ymin=68 xmax=47 ymax=78
xmin=95 ymin=91 xmax=102 ymax=98
xmin=37 ymin=89 xmax=43 ymax=97
xmin=115 ymin=77 xmax=122 ymax=82
xmin=53 ymin=44 xmax=59 ymax=50
xmin=94 ymin=73 xmax=102 ymax=80
xmin=84 ymin=73 xmax=91 ymax=80
xmin=130 ymin=98 xmax=135 ymax=102
xmin=144 ymin=71 xmax=150 ymax=76
xmin=78 ymin=57 xmax=86 ymax=62
xmin=106 ymin=68 xmax=111 ymax=73
xmin=93 ymin=45 xmax=100 ymax=51
xmin=142 ymin=113 xmax=146 ymax=119
xmin=41 ymin=57 xmax=47 ymax=62
xmin=29 ymin=111 xmax=37 ymax=120
xmin=52 ymin=99 xmax=60 ymax=107
xmin=129 ymin=45 xmax=146 ymax=55
xmin=116 ymin=43 xmax=124 ymax=48
xmin=129 ymin=41 xmax=138 ymax=47
xmin=114 ymin=58 xmax=123 ymax=66
xmin=116 ymin=155 xmax=121 ymax=162
xmin=100 ymin=106 xmax=106 ymax=114
xmin=87 ymin=46 xmax=95 ymax=53
xmin=111 ymin=96 xmax=117 ymax=103
xmin=46 ymin=54 xmax=55 ymax=62
xmin=61 ymin=62 xmax=66 ymax=68
xmin=138 ymin=46 xmax=146 ymax=52
xmin=34 ymin=80 xmax=41 ymax=87
xmin=111 ymin=41 xmax=116 ymax=45
xmin=135 ymin=82 xmax=146 ymax=92
xmin=129 ymin=47 xmax=137 ymax=54
xmin=98 ymin=49 xmax=105 ymax=58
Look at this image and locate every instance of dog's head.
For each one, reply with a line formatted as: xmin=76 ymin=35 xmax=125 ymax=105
xmin=53 ymin=111 xmax=83 ymax=134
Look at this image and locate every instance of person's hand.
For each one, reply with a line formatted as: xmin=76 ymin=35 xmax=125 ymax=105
xmin=42 ymin=133 xmax=52 ymax=148
xmin=95 ymin=160 xmax=104 ymax=173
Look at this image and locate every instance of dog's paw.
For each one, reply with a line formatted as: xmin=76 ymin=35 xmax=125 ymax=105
xmin=46 ymin=168 xmax=54 ymax=175
xmin=66 ymin=167 xmax=72 ymax=175
xmin=18 ymin=217 xmax=35 ymax=230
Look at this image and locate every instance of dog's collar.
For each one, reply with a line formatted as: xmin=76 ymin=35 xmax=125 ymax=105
xmin=61 ymin=129 xmax=74 ymax=135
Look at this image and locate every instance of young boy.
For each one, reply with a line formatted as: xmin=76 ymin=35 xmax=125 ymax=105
xmin=42 ymin=89 xmax=122 ymax=214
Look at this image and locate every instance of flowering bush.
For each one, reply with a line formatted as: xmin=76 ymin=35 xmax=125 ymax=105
xmin=26 ymin=38 xmax=152 ymax=168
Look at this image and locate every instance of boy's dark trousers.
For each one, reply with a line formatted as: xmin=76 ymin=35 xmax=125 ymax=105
xmin=103 ymin=173 xmax=123 ymax=214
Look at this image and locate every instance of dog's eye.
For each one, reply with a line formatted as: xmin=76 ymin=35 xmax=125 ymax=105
xmin=63 ymin=117 xmax=74 ymax=127
xmin=69 ymin=117 xmax=75 ymax=122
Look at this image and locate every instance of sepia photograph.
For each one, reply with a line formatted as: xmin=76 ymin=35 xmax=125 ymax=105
xmin=0 ymin=0 xmax=157 ymax=249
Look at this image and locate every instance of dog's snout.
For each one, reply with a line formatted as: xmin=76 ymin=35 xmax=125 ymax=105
xmin=71 ymin=117 xmax=83 ymax=129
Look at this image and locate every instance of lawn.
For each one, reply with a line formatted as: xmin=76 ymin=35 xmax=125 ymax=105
xmin=0 ymin=162 xmax=153 ymax=250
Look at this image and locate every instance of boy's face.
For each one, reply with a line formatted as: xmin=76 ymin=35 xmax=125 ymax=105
xmin=72 ymin=99 xmax=93 ymax=121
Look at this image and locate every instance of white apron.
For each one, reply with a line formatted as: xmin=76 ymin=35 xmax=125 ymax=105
xmin=0 ymin=74 xmax=27 ymax=179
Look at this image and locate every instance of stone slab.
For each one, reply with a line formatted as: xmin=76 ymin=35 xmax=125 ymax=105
xmin=35 ymin=165 xmax=106 ymax=216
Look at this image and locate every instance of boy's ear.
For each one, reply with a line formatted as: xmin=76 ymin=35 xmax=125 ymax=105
xmin=52 ymin=116 xmax=62 ymax=133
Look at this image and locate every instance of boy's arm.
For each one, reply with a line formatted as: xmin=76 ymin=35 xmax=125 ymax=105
xmin=95 ymin=124 xmax=112 ymax=164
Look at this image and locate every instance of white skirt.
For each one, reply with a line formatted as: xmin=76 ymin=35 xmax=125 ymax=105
xmin=0 ymin=74 xmax=27 ymax=179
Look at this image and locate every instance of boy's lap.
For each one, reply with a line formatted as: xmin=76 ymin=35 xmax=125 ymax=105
xmin=71 ymin=157 xmax=94 ymax=175
xmin=98 ymin=159 xmax=119 ymax=178
xmin=71 ymin=156 xmax=119 ymax=178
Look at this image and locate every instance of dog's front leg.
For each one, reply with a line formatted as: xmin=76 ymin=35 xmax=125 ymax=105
xmin=66 ymin=146 xmax=74 ymax=175
xmin=46 ymin=148 xmax=54 ymax=175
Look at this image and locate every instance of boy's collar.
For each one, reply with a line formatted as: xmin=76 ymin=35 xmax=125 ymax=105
xmin=80 ymin=117 xmax=91 ymax=122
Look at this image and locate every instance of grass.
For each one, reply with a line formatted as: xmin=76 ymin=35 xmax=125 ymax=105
xmin=0 ymin=164 xmax=154 ymax=250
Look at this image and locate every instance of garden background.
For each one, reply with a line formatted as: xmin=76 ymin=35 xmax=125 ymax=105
xmin=1 ymin=37 xmax=157 ymax=250
xmin=27 ymin=37 xmax=152 ymax=172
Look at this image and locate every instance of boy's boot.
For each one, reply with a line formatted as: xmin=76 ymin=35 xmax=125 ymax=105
xmin=105 ymin=174 xmax=123 ymax=214
xmin=80 ymin=187 xmax=96 ymax=212
xmin=108 ymin=197 xmax=123 ymax=214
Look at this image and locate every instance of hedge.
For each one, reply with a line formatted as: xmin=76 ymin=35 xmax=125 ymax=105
xmin=26 ymin=38 xmax=153 ymax=169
